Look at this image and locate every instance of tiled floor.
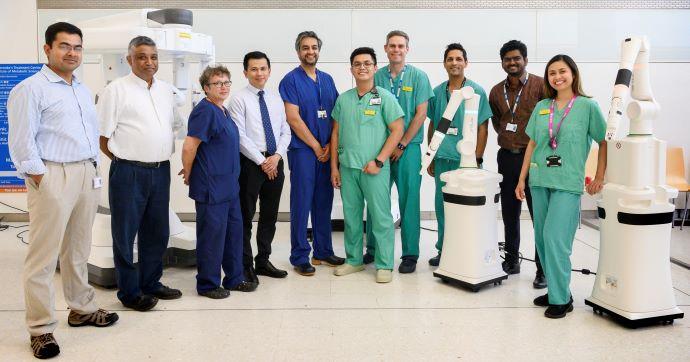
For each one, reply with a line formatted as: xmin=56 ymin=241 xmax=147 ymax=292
xmin=0 ymin=220 xmax=688 ymax=361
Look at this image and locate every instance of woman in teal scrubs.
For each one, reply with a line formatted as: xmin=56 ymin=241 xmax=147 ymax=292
xmin=516 ymin=54 xmax=608 ymax=319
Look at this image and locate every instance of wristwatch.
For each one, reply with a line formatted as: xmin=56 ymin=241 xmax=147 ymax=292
xmin=397 ymin=142 xmax=406 ymax=151
xmin=374 ymin=158 xmax=384 ymax=168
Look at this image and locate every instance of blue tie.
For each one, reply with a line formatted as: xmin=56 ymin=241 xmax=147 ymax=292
xmin=258 ymin=90 xmax=277 ymax=155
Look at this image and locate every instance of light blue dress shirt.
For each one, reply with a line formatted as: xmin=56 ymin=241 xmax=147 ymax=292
xmin=7 ymin=65 xmax=99 ymax=177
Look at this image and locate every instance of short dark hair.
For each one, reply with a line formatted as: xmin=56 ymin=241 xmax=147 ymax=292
xmin=350 ymin=47 xmax=377 ymax=65
xmin=500 ymin=40 xmax=527 ymax=60
xmin=45 ymin=22 xmax=82 ymax=46
xmin=444 ymin=43 xmax=467 ymax=62
xmin=295 ymin=31 xmax=322 ymax=51
xmin=243 ymin=51 xmax=271 ymax=71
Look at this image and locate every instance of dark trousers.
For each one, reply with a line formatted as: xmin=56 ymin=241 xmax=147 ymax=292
xmin=109 ymin=160 xmax=170 ymax=303
xmin=497 ymin=148 xmax=543 ymax=274
xmin=195 ymin=199 xmax=244 ymax=293
xmin=239 ymin=155 xmax=284 ymax=268
xmin=287 ymin=148 xmax=334 ymax=265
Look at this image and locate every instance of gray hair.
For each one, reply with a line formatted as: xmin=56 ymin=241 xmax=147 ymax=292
xmin=294 ymin=31 xmax=322 ymax=51
xmin=128 ymin=35 xmax=156 ymax=54
xmin=199 ymin=64 xmax=231 ymax=95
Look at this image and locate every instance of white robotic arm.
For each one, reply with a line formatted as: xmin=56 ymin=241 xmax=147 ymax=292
xmin=606 ymin=36 xmax=657 ymax=140
xmin=421 ymin=86 xmax=476 ymax=174
xmin=457 ymin=94 xmax=480 ymax=169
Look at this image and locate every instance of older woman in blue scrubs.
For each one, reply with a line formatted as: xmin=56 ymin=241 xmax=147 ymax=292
xmin=180 ymin=65 xmax=258 ymax=299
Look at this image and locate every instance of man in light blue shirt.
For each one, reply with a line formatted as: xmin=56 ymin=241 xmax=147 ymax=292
xmin=7 ymin=22 xmax=118 ymax=360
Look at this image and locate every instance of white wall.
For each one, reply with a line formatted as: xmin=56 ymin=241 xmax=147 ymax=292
xmin=3 ymin=7 xmax=688 ymax=215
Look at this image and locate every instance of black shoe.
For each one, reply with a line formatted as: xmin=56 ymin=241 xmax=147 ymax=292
xmin=255 ymin=261 xmax=288 ymax=278
xmin=312 ymin=255 xmax=345 ymax=266
xmin=428 ymin=253 xmax=441 ymax=267
xmin=533 ymin=273 xmax=547 ymax=289
xmin=398 ymin=258 xmax=417 ymax=273
xmin=293 ymin=263 xmax=316 ymax=276
xmin=534 ymin=294 xmax=573 ymax=307
xmin=363 ymin=253 xmax=375 ymax=265
xmin=244 ymin=266 xmax=260 ymax=284
xmin=121 ymin=294 xmax=158 ymax=312
xmin=228 ymin=281 xmax=258 ymax=292
xmin=545 ymin=302 xmax=574 ymax=319
xmin=150 ymin=285 xmax=182 ymax=300
xmin=199 ymin=287 xmax=230 ymax=299
xmin=30 ymin=333 xmax=60 ymax=359
xmin=501 ymin=260 xmax=520 ymax=275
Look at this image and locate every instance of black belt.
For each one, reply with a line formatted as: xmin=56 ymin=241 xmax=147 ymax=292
xmin=114 ymin=157 xmax=168 ymax=169
xmin=502 ymin=148 xmax=526 ymax=154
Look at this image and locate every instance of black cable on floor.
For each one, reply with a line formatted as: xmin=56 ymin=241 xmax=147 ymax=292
xmin=0 ymin=201 xmax=28 ymax=213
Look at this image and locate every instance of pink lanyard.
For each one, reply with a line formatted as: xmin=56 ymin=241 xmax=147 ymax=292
xmin=548 ymin=96 xmax=577 ymax=150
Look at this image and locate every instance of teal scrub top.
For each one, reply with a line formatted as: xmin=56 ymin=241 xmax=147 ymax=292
xmin=331 ymin=86 xmax=404 ymax=169
xmin=374 ymin=65 xmax=434 ymax=145
xmin=525 ymin=96 xmax=606 ymax=195
xmin=427 ymin=79 xmax=492 ymax=161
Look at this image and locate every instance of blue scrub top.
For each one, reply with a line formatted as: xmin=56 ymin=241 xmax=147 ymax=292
xmin=187 ymin=98 xmax=240 ymax=204
xmin=279 ymin=66 xmax=339 ymax=150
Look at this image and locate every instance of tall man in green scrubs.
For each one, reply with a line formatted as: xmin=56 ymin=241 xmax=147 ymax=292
xmin=330 ymin=47 xmax=404 ymax=283
xmin=426 ymin=43 xmax=493 ymax=266
xmin=363 ymin=30 xmax=434 ymax=273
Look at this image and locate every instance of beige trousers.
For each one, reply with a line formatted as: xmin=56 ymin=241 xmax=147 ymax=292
xmin=24 ymin=160 xmax=100 ymax=336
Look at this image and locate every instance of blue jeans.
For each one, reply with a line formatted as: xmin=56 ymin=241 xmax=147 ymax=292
xmin=109 ymin=160 xmax=170 ymax=303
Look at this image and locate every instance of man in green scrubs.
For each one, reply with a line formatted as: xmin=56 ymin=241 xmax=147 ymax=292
xmin=330 ymin=47 xmax=404 ymax=283
xmin=426 ymin=43 xmax=493 ymax=266
xmin=363 ymin=30 xmax=434 ymax=273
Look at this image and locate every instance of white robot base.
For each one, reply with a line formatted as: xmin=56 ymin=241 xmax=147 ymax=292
xmin=433 ymin=168 xmax=508 ymax=292
xmin=585 ymin=297 xmax=683 ymax=328
xmin=87 ymin=209 xmax=197 ymax=288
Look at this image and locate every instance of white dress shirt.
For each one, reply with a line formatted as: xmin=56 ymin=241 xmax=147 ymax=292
xmin=97 ymin=72 xmax=177 ymax=162
xmin=229 ymin=84 xmax=291 ymax=165
xmin=8 ymin=65 xmax=99 ymax=177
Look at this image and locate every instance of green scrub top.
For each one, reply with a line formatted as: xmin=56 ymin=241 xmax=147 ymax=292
xmin=525 ymin=96 xmax=606 ymax=195
xmin=374 ymin=65 xmax=434 ymax=145
xmin=427 ymin=79 xmax=492 ymax=161
xmin=332 ymin=86 xmax=405 ymax=169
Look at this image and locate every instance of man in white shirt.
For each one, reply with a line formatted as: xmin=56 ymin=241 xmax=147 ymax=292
xmin=8 ymin=21 xmax=118 ymax=360
xmin=97 ymin=36 xmax=182 ymax=311
xmin=230 ymin=51 xmax=291 ymax=282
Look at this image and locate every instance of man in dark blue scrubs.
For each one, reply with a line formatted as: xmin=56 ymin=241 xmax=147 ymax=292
xmin=279 ymin=31 xmax=345 ymax=275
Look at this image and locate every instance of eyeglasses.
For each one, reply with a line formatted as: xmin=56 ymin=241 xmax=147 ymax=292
xmin=57 ymin=44 xmax=83 ymax=53
xmin=352 ymin=62 xmax=375 ymax=69
xmin=208 ymin=81 xmax=232 ymax=88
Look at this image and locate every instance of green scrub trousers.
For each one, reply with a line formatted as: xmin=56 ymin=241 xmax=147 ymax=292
xmin=433 ymin=157 xmax=459 ymax=253
xmin=341 ymin=166 xmax=394 ymax=270
xmin=530 ymin=186 xmax=581 ymax=305
xmin=365 ymin=144 xmax=422 ymax=260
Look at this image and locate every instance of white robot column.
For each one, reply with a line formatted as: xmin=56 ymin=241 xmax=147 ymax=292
xmin=424 ymin=88 xmax=507 ymax=292
xmin=585 ymin=36 xmax=683 ymax=327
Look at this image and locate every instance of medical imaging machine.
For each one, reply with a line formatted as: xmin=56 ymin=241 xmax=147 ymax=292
xmin=77 ymin=9 xmax=214 ymax=286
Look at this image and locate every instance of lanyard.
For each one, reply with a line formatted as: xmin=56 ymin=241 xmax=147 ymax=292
xmin=548 ymin=96 xmax=577 ymax=150
xmin=445 ymin=78 xmax=467 ymax=103
xmin=315 ymin=71 xmax=324 ymax=111
xmin=503 ymin=73 xmax=529 ymax=122
xmin=388 ymin=65 xmax=407 ymax=100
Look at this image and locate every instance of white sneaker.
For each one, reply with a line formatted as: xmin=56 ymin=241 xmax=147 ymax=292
xmin=376 ymin=269 xmax=392 ymax=283
xmin=334 ymin=263 xmax=365 ymax=276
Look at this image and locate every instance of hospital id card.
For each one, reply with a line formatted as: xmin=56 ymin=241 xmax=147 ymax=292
xmin=93 ymin=176 xmax=103 ymax=189
xmin=447 ymin=127 xmax=458 ymax=136
xmin=506 ymin=123 xmax=518 ymax=132
xmin=369 ymin=97 xmax=381 ymax=105
xmin=317 ymin=110 xmax=327 ymax=119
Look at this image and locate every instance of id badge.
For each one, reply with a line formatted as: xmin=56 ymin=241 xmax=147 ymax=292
xmin=506 ymin=123 xmax=518 ymax=132
xmin=369 ymin=97 xmax=381 ymax=106
xmin=317 ymin=109 xmax=327 ymax=119
xmin=546 ymin=155 xmax=562 ymax=167
xmin=447 ymin=127 xmax=458 ymax=136
xmin=92 ymin=176 xmax=103 ymax=189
